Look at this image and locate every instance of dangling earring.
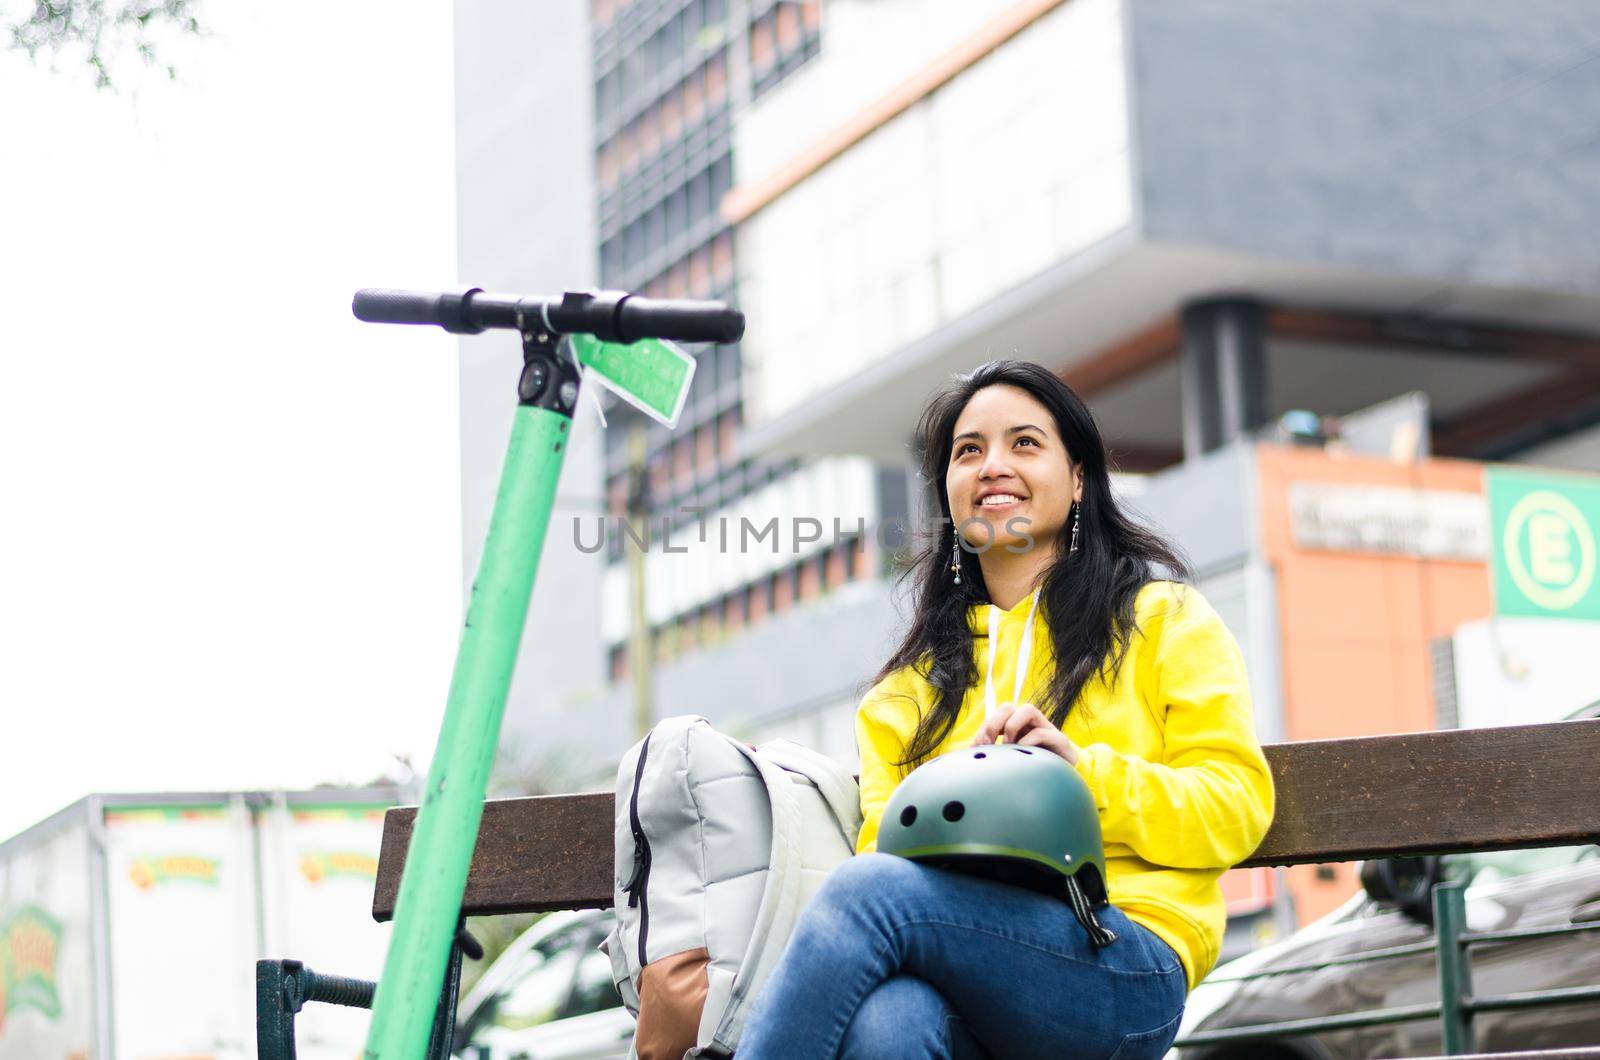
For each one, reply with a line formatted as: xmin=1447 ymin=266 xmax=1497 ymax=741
xmin=950 ymin=532 xmax=963 ymax=585
xmin=1070 ymin=502 xmax=1081 ymax=554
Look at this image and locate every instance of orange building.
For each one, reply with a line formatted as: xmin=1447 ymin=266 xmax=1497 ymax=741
xmin=1191 ymin=442 xmax=1600 ymax=938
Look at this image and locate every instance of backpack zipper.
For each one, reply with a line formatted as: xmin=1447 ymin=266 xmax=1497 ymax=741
xmin=621 ymin=731 xmax=654 ymax=966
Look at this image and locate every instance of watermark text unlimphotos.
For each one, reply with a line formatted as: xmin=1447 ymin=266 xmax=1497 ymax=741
xmin=572 ymin=509 xmax=1038 ymax=554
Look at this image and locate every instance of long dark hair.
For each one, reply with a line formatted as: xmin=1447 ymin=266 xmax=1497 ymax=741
xmin=873 ymin=359 xmax=1191 ymax=768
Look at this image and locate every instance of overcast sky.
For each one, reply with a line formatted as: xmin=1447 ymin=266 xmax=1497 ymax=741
xmin=0 ymin=1 xmax=462 ymax=841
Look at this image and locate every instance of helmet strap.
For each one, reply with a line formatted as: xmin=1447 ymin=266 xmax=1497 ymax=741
xmin=1065 ymin=876 xmax=1118 ymax=948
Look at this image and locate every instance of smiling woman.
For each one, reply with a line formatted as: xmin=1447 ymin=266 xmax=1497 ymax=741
xmin=736 ymin=359 xmax=1276 ymax=1060
xmin=946 ymin=384 xmax=1082 ymax=601
xmin=886 ymin=359 xmax=1199 ymax=768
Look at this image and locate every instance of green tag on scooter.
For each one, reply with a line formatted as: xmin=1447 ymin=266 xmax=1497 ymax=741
xmin=567 ymin=333 xmax=695 ymax=428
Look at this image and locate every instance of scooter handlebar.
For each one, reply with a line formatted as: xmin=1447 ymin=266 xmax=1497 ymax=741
xmin=351 ymin=287 xmax=744 ymax=344
xmin=612 ymin=296 xmax=744 ymax=344
xmin=352 ymin=288 xmax=485 ymax=334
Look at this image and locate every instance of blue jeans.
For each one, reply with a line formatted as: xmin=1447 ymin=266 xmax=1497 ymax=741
xmin=738 ymin=853 xmax=1186 ymax=1060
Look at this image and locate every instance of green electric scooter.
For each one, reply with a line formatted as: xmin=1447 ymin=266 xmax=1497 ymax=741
xmin=253 ymin=286 xmax=743 ymax=1060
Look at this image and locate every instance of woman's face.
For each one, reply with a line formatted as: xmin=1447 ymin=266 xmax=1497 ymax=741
xmin=946 ymin=384 xmax=1081 ymax=555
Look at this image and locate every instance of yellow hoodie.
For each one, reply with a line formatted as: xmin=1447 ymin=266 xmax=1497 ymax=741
xmin=855 ymin=580 xmax=1274 ymax=990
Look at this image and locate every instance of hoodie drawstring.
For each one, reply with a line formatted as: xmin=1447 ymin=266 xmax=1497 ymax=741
xmin=984 ymin=588 xmax=1040 ymax=719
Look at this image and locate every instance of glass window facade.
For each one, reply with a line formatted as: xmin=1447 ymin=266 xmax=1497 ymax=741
xmin=591 ymin=0 xmax=827 ymax=664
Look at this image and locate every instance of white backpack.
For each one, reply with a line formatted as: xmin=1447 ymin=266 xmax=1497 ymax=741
xmin=600 ymin=715 xmax=862 ymax=1060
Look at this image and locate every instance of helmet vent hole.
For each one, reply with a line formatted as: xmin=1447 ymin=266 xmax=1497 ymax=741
xmin=973 ymin=752 xmax=986 ymax=759
xmin=899 ymin=806 xmax=918 ymax=827
xmin=1016 ymin=748 xmax=1034 ymax=755
xmin=942 ymin=801 xmax=965 ymax=822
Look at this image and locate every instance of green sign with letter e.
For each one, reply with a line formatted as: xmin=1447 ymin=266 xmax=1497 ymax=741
xmin=1488 ymin=466 xmax=1600 ymax=621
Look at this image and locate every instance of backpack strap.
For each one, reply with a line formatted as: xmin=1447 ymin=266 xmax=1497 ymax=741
xmin=755 ymin=738 xmax=862 ymax=850
xmin=598 ymin=927 xmax=641 ymax=1013
xmin=707 ymin=735 xmax=805 ymax=1051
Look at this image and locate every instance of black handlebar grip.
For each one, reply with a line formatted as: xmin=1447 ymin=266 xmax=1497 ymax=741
xmin=616 ymin=296 xmax=745 ymax=344
xmin=352 ymin=288 xmax=485 ymax=334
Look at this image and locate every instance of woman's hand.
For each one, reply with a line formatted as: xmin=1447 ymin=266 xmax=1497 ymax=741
xmin=972 ymin=703 xmax=1080 ymax=765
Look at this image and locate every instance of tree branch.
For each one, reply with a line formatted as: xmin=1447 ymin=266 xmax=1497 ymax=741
xmin=6 ymin=0 xmax=205 ymax=89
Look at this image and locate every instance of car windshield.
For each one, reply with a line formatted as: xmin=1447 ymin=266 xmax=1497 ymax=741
xmin=463 ymin=925 xmax=590 ymax=1038
xmin=561 ymin=942 xmax=622 ymax=1020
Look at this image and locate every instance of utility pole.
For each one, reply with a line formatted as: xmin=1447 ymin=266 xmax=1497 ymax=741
xmin=626 ymin=421 xmax=654 ymax=739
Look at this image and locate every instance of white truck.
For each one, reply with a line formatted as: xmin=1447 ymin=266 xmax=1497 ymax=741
xmin=0 ymin=787 xmax=407 ymax=1060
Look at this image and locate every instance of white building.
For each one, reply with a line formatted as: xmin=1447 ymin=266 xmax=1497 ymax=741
xmin=456 ymin=0 xmax=1600 ymax=936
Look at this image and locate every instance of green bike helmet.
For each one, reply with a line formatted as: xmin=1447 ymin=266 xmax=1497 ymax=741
xmin=878 ymin=744 xmax=1117 ymax=946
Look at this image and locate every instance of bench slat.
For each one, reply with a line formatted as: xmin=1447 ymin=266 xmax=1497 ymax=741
xmin=1253 ymin=720 xmax=1600 ymax=867
xmin=374 ymin=792 xmax=614 ymax=921
xmin=372 ymin=720 xmax=1600 ymax=921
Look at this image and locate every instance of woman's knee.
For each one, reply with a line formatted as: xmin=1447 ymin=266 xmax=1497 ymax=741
xmin=781 ymin=854 xmax=918 ymax=959
xmin=840 ymin=975 xmax=953 ymax=1060
xmin=819 ymin=851 xmax=920 ymax=906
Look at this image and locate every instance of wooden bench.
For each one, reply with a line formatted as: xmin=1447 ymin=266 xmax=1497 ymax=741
xmin=364 ymin=719 xmax=1600 ymax=1056
xmin=374 ymin=720 xmax=1600 ymax=919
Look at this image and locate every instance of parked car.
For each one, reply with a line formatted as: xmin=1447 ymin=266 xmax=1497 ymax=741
xmin=1176 ymin=843 xmax=1600 ymax=1058
xmin=453 ymin=909 xmax=632 ymax=1060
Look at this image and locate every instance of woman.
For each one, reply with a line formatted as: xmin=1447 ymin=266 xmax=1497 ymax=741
xmin=737 ymin=360 xmax=1275 ymax=1059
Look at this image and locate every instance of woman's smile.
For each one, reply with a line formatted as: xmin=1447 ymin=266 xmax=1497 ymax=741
xmin=975 ymin=491 xmax=1026 ymax=514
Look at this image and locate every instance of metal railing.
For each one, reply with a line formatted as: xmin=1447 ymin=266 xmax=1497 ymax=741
xmin=256 ymin=922 xmax=481 ymax=1060
xmin=1176 ymin=881 xmax=1600 ymax=1055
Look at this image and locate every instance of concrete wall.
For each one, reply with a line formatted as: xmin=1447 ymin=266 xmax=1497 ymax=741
xmin=1126 ymin=442 xmax=1255 ymax=576
xmin=1129 ymin=0 xmax=1600 ymax=295
xmin=1517 ymin=418 xmax=1600 ymax=473
xmin=738 ymin=0 xmax=1133 ymax=426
